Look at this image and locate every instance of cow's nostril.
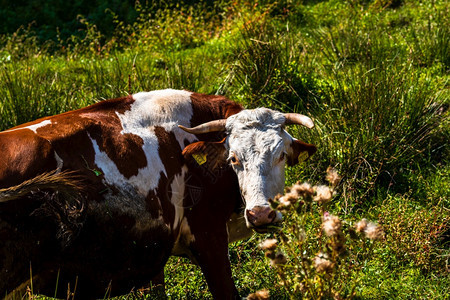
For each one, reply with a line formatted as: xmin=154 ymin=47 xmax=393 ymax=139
xmin=246 ymin=209 xmax=256 ymax=217
xmin=268 ymin=210 xmax=276 ymax=222
xmin=246 ymin=209 xmax=257 ymax=225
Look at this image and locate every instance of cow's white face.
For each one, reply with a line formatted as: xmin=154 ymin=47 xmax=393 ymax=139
xmin=225 ymin=109 xmax=289 ymax=230
xmin=181 ymin=108 xmax=316 ymax=233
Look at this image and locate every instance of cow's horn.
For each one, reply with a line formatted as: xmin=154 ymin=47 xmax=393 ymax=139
xmin=284 ymin=113 xmax=315 ymax=129
xmin=178 ymin=119 xmax=227 ymax=134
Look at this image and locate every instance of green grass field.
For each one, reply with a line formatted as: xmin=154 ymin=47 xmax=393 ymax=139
xmin=0 ymin=0 xmax=448 ymax=299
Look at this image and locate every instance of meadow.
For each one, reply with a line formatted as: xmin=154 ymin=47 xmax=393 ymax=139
xmin=0 ymin=0 xmax=448 ymax=299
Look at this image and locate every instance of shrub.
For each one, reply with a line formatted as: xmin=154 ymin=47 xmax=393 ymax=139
xmin=255 ymin=168 xmax=384 ymax=299
xmin=378 ymin=196 xmax=449 ymax=273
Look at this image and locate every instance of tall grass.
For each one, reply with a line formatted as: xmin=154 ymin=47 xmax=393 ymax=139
xmin=230 ymin=0 xmax=448 ymax=209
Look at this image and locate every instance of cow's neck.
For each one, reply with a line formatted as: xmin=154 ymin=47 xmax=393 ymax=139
xmin=189 ymin=92 xmax=243 ymax=127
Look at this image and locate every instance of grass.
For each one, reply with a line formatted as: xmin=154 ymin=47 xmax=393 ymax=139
xmin=0 ymin=0 xmax=448 ymax=299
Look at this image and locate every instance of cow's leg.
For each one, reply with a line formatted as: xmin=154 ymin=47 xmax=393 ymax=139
xmin=190 ymin=231 xmax=239 ymax=300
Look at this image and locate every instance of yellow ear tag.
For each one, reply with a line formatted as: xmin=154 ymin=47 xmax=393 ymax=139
xmin=192 ymin=153 xmax=207 ymax=165
xmin=298 ymin=151 xmax=309 ymax=162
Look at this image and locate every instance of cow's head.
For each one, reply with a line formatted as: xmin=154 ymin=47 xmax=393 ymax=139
xmin=180 ymin=108 xmax=316 ymax=233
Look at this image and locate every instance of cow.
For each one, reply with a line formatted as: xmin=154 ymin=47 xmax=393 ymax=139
xmin=0 ymin=89 xmax=316 ymax=299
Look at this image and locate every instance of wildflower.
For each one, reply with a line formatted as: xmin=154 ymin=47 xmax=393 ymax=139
xmin=278 ymin=195 xmax=293 ymax=208
xmin=264 ymin=250 xmax=276 ymax=260
xmin=355 ymin=219 xmax=384 ymax=240
xmin=355 ymin=218 xmax=368 ymax=233
xmin=364 ymin=222 xmax=384 ymax=240
xmin=270 ymin=252 xmax=287 ymax=266
xmin=269 ymin=196 xmax=280 ymax=209
xmin=259 ymin=238 xmax=278 ymax=251
xmin=331 ymin=235 xmax=346 ymax=254
xmin=247 ymin=289 xmax=269 ymax=300
xmin=313 ymin=253 xmax=334 ymax=274
xmin=313 ymin=185 xmax=333 ymax=204
xmin=323 ymin=213 xmax=346 ymax=253
xmin=291 ymin=182 xmax=314 ymax=198
xmin=260 ymin=239 xmax=278 ymax=260
xmin=326 ymin=167 xmax=341 ymax=187
xmin=322 ymin=214 xmax=342 ymax=237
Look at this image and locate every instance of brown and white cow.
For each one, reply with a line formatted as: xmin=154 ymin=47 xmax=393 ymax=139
xmin=0 ymin=89 xmax=316 ymax=299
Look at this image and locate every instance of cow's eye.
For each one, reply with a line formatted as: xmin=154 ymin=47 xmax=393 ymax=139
xmin=279 ymin=152 xmax=286 ymax=162
xmin=229 ymin=153 xmax=241 ymax=166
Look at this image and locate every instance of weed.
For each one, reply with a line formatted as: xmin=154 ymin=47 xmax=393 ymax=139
xmin=254 ymin=168 xmax=384 ymax=299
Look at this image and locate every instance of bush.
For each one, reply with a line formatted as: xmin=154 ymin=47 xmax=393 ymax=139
xmin=378 ymin=196 xmax=449 ymax=273
xmin=254 ymin=168 xmax=384 ymax=299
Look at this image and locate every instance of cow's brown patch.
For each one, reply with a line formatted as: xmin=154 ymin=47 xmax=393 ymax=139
xmin=153 ymin=126 xmax=186 ymax=231
xmin=0 ymin=131 xmax=57 ymax=188
xmin=189 ymin=92 xmax=243 ymax=141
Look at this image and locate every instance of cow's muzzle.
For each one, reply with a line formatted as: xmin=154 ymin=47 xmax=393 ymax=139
xmin=246 ymin=206 xmax=281 ymax=233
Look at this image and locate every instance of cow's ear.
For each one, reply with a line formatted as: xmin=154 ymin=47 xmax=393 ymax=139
xmin=287 ymin=139 xmax=317 ymax=166
xmin=182 ymin=139 xmax=228 ymax=170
